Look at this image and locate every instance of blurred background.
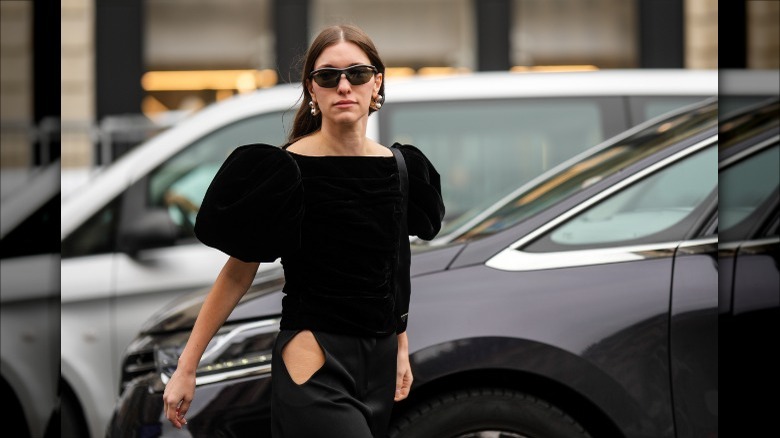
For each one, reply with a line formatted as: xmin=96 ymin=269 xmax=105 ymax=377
xmin=5 ymin=0 xmax=774 ymax=175
xmin=1 ymin=0 xmax=777 ymax=175
xmin=0 ymin=1 xmax=778 ymax=437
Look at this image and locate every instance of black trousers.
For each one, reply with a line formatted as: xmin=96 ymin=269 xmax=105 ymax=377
xmin=271 ymin=329 xmax=398 ymax=438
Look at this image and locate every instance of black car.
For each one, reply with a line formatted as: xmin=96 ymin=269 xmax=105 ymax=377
xmin=109 ymin=98 xmax=778 ymax=438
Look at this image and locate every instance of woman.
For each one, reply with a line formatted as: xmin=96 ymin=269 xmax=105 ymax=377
xmin=162 ymin=24 xmax=444 ymax=437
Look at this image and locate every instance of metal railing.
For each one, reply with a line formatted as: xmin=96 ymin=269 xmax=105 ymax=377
xmin=1 ymin=114 xmax=173 ymax=170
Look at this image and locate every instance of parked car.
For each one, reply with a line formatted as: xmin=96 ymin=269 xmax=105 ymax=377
xmin=717 ymin=97 xmax=779 ymax=436
xmin=107 ymin=97 xmax=778 ymax=437
xmin=1 ymin=161 xmax=60 ymax=438
xmin=62 ymin=69 xmax=775 ymax=438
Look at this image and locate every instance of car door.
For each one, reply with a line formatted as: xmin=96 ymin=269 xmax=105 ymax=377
xmin=717 ymin=138 xmax=779 ymax=436
xmin=483 ymin=141 xmax=718 ymax=436
xmin=668 ymin=206 xmax=717 ymax=438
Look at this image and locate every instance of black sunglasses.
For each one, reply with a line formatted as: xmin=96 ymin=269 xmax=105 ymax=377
xmin=309 ymin=64 xmax=378 ymax=88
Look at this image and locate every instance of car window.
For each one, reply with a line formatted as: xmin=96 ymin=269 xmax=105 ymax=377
xmin=447 ymin=100 xmax=717 ymax=243
xmin=381 ymin=98 xmax=608 ymax=220
xmin=629 ymin=96 xmax=711 ymax=124
xmin=719 ymin=143 xmax=780 ymax=242
xmin=1 ymin=194 xmax=60 ymax=259
xmin=721 ymin=96 xmax=778 ymax=119
xmin=524 ymin=145 xmax=717 ymax=252
xmin=147 ymin=111 xmax=287 ymax=239
xmin=61 ymin=197 xmax=121 ymax=258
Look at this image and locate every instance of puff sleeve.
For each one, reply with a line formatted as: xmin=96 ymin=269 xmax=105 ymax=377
xmin=396 ymin=144 xmax=445 ymax=240
xmin=194 ymin=143 xmax=304 ymax=263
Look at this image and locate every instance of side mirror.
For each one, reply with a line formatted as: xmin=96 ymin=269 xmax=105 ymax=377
xmin=118 ymin=209 xmax=178 ymax=256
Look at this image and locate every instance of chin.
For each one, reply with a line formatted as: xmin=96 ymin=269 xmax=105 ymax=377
xmin=326 ymin=112 xmax=367 ymax=124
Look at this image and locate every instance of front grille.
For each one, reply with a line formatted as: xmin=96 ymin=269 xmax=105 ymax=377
xmin=120 ymin=349 xmax=156 ymax=394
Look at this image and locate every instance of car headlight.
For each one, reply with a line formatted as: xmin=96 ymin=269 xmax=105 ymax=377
xmin=157 ymin=317 xmax=281 ymax=386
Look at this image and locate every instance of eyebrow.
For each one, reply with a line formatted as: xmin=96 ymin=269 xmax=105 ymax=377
xmin=314 ymin=62 xmax=367 ymax=69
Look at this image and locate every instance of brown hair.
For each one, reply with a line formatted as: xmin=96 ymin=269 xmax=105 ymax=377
xmin=287 ymin=24 xmax=386 ymax=143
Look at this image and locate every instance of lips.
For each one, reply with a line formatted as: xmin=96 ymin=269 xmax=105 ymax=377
xmin=334 ymin=100 xmax=357 ymax=107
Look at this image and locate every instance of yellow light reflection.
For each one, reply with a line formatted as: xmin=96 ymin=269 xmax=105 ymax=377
xmin=215 ymin=89 xmax=235 ymax=101
xmin=511 ymin=65 xmax=599 ymax=73
xmin=141 ymin=95 xmax=169 ymax=116
xmin=142 ymin=69 xmax=278 ymax=91
xmin=417 ymin=67 xmax=471 ymax=76
xmin=384 ymin=67 xmax=416 ymax=77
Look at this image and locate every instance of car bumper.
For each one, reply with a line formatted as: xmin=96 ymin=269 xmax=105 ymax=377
xmin=107 ymin=372 xmax=273 ymax=438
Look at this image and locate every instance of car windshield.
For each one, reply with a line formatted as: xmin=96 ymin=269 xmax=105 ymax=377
xmin=430 ymin=100 xmax=718 ymax=244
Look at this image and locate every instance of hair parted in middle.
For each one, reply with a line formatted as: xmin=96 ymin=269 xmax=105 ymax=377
xmin=287 ymin=24 xmax=386 ymax=143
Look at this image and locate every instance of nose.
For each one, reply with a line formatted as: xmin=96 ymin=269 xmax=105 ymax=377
xmin=336 ymin=74 xmax=351 ymax=92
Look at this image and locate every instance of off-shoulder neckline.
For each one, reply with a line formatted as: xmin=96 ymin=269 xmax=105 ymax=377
xmin=285 ymin=150 xmax=394 ymax=159
xmin=281 ymin=142 xmax=400 ymax=159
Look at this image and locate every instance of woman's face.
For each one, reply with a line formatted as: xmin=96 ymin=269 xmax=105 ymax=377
xmin=308 ymin=41 xmax=382 ymax=125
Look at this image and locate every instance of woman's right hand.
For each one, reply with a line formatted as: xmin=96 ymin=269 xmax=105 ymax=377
xmin=162 ymin=367 xmax=196 ymax=429
xmin=161 ymin=257 xmax=259 ymax=429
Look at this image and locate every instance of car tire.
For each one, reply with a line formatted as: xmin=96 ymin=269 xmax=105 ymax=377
xmin=389 ymin=388 xmax=591 ymax=438
xmin=61 ymin=386 xmax=89 ymax=438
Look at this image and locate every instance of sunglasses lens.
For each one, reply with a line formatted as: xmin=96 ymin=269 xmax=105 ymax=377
xmin=346 ymin=67 xmax=375 ymax=85
xmin=313 ymin=71 xmax=341 ymax=87
xmin=312 ymin=66 xmax=376 ymax=88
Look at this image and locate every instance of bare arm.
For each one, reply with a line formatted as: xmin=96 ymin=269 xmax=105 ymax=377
xmin=163 ymin=256 xmax=260 ymax=428
xmin=395 ymin=331 xmax=413 ymax=401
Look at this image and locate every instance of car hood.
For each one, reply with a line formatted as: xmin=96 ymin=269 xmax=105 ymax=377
xmin=139 ymin=243 xmax=464 ymax=334
xmin=140 ymin=268 xmax=286 ymax=334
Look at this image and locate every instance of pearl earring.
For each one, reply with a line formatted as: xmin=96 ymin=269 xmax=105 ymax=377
xmin=309 ymin=100 xmax=319 ymax=116
xmin=373 ymin=94 xmax=383 ymax=110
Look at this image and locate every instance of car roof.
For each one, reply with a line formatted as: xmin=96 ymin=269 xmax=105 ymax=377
xmin=719 ymin=69 xmax=780 ymax=96
xmin=384 ymin=69 xmax=718 ymax=101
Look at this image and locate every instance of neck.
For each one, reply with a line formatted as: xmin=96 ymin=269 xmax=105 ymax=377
xmin=317 ymin=117 xmax=369 ymax=154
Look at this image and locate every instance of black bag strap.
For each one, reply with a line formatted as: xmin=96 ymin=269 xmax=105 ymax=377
xmin=391 ymin=145 xmax=411 ymax=333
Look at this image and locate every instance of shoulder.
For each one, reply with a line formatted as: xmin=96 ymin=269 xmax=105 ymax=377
xmin=217 ymin=143 xmax=299 ymax=180
xmin=195 ymin=143 xmax=305 ymax=263
xmin=393 ymin=143 xmax=430 ymax=160
xmin=392 ymin=143 xmax=440 ymax=178
xmin=367 ymin=139 xmax=393 ymax=157
xmin=227 ymin=142 xmax=294 ymax=163
xmin=203 ymin=143 xmax=301 ymax=204
xmin=284 ymin=136 xmax=317 ymax=156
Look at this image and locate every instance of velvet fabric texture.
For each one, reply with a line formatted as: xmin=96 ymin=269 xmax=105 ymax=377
xmin=194 ymin=142 xmax=444 ymax=336
xmin=194 ymin=144 xmax=304 ymax=263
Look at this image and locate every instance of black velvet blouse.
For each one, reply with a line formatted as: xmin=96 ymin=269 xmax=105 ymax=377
xmin=194 ymin=143 xmax=444 ymax=336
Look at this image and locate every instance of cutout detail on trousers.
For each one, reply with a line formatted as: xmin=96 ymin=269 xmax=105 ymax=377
xmin=281 ymin=330 xmax=326 ymax=385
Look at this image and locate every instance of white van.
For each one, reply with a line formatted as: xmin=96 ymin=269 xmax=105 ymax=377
xmin=58 ymin=69 xmax=770 ymax=437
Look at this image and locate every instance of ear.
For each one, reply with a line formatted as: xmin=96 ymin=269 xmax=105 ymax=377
xmin=374 ymin=72 xmax=383 ymax=95
xmin=306 ymin=79 xmax=316 ymax=101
